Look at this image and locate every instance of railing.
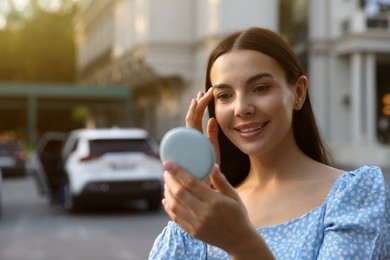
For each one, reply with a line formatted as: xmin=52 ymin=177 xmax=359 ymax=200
xmin=341 ymin=10 xmax=390 ymax=35
xmin=366 ymin=17 xmax=389 ymax=29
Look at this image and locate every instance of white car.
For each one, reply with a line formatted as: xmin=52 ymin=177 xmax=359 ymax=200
xmin=61 ymin=128 xmax=164 ymax=212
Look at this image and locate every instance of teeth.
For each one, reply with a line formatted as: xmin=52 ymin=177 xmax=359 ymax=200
xmin=240 ymin=125 xmax=263 ymax=133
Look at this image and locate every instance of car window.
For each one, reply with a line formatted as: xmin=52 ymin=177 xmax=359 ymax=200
xmin=62 ymin=138 xmax=78 ymax=160
xmin=89 ymin=139 xmax=153 ymax=154
xmin=42 ymin=140 xmax=64 ymax=154
xmin=0 ymin=143 xmax=21 ymax=153
xmin=69 ymin=139 xmax=78 ymax=153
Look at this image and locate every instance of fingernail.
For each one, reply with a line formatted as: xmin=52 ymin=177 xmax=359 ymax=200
xmin=207 ymin=87 xmax=213 ymax=93
xmin=215 ymin=164 xmax=221 ymax=175
xmin=164 ymin=171 xmax=170 ymax=177
xmin=214 ymin=163 xmax=219 ymax=169
xmin=163 ymin=161 xmax=173 ymax=170
xmin=161 ymin=199 xmax=166 ymax=206
xmin=191 ymin=98 xmax=196 ymax=104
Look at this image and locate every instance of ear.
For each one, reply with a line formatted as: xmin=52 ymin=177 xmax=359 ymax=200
xmin=294 ymin=76 xmax=308 ymax=110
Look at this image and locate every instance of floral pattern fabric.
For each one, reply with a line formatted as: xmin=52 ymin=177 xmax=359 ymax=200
xmin=149 ymin=166 xmax=390 ymax=259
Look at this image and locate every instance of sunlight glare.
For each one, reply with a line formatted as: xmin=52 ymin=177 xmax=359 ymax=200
xmin=0 ymin=15 xmax=6 ymax=29
xmin=37 ymin=0 xmax=62 ymax=12
xmin=12 ymin=0 xmax=29 ymax=11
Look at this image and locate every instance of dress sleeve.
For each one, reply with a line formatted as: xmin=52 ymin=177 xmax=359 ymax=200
xmin=319 ymin=166 xmax=390 ymax=259
xmin=148 ymin=221 xmax=207 ymax=260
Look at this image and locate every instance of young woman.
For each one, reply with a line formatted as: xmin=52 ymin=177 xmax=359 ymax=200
xmin=149 ymin=27 xmax=390 ymax=259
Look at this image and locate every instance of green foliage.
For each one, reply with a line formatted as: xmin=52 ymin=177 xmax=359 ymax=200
xmin=71 ymin=106 xmax=92 ymax=122
xmin=0 ymin=0 xmax=77 ymax=83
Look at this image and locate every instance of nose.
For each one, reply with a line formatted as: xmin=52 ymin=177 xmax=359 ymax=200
xmin=234 ymin=95 xmax=254 ymax=117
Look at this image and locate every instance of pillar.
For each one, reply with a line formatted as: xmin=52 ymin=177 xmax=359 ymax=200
xmin=366 ymin=53 xmax=376 ymax=143
xmin=27 ymin=95 xmax=37 ymax=146
xmin=351 ymin=52 xmax=363 ymax=142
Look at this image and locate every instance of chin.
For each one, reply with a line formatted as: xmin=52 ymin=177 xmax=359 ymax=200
xmin=236 ymin=145 xmax=265 ymax=157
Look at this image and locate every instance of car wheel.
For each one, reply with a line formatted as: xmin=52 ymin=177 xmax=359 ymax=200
xmin=63 ymin=182 xmax=81 ymax=212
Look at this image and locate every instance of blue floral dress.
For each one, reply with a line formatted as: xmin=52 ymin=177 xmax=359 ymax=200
xmin=149 ymin=166 xmax=390 ymax=259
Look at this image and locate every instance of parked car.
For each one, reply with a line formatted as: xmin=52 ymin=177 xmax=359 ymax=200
xmin=0 ymin=141 xmax=27 ymax=177
xmin=27 ymin=132 xmax=68 ymax=203
xmin=60 ymin=128 xmax=164 ymax=212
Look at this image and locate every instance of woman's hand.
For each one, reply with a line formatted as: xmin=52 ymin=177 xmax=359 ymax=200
xmin=185 ymin=88 xmax=220 ymax=164
xmin=162 ymin=161 xmax=274 ymax=259
xmin=185 ymin=88 xmax=213 ymax=132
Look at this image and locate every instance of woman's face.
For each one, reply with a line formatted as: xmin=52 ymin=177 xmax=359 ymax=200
xmin=210 ymin=49 xmax=302 ymax=156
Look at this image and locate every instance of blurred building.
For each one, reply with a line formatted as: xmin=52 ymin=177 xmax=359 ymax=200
xmin=74 ymin=0 xmax=278 ymax=140
xmin=74 ymin=0 xmax=390 ymax=168
xmin=309 ymin=0 xmax=390 ymax=168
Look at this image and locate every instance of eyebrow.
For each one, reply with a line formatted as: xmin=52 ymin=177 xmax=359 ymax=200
xmin=212 ymin=72 xmax=274 ymax=90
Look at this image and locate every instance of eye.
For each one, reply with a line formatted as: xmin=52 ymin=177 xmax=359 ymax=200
xmin=253 ymin=85 xmax=269 ymax=94
xmin=216 ymin=92 xmax=232 ymax=101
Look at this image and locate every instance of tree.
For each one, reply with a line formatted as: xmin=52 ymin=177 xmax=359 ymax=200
xmin=0 ymin=0 xmax=78 ymax=144
xmin=0 ymin=0 xmax=77 ymax=83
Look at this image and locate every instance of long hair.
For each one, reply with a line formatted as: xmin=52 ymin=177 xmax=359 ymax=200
xmin=206 ymin=27 xmax=331 ymax=187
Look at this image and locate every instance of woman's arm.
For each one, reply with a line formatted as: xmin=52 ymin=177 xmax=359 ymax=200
xmin=160 ymin=88 xmax=275 ymax=258
xmin=162 ymin=161 xmax=275 ymax=259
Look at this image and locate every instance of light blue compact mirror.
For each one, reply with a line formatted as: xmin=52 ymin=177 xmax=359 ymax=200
xmin=160 ymin=127 xmax=215 ymax=180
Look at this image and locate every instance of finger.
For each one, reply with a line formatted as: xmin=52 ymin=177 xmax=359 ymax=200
xmin=209 ymin=164 xmax=241 ymax=202
xmin=163 ymin=161 xmax=204 ymax=190
xmin=185 ymin=88 xmax=214 ymax=131
xmin=196 ymin=91 xmax=204 ymax=100
xmin=163 ymin=176 xmax=196 ymax=222
xmin=163 ymin=161 xmax=211 ymax=200
xmin=194 ymin=87 xmax=213 ymax=118
xmin=164 ymin=170 xmax=197 ymax=205
xmin=163 ymin=167 xmax=211 ymax=228
xmin=207 ymin=117 xmax=220 ymax=164
xmin=186 ymin=99 xmax=201 ymax=130
xmin=186 ymin=99 xmax=198 ymax=124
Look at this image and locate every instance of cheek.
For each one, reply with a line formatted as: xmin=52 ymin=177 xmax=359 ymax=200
xmin=255 ymin=96 xmax=283 ymax=114
xmin=214 ymin=105 xmax=226 ymax=124
xmin=259 ymin=96 xmax=295 ymax=125
xmin=276 ymin=99 xmax=295 ymax=125
xmin=214 ymin=104 xmax=233 ymax=132
xmin=268 ymin=91 xmax=295 ymax=113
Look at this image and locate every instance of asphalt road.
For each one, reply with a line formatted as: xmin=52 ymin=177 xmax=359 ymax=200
xmin=0 ymin=176 xmax=170 ymax=260
xmin=1 ymin=169 xmax=389 ymax=260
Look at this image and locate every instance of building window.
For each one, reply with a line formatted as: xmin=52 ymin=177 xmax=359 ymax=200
xmin=360 ymin=0 xmax=390 ymax=15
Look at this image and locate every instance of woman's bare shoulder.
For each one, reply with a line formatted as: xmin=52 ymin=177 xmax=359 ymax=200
xmin=309 ymin=161 xmax=346 ymax=182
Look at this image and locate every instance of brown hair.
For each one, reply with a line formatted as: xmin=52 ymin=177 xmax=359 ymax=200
xmin=206 ymin=27 xmax=331 ymax=186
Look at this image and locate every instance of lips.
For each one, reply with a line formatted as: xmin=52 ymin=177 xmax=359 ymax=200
xmin=234 ymin=122 xmax=269 ymax=133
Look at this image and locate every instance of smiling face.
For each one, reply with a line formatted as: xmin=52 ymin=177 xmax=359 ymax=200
xmin=210 ymin=49 xmax=304 ymax=157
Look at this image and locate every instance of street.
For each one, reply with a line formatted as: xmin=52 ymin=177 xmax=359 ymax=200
xmin=0 ymin=176 xmax=170 ymax=260
xmin=1 ymin=169 xmax=389 ymax=260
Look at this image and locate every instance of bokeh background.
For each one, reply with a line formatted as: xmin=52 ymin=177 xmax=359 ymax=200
xmin=0 ymin=1 xmax=389 ymax=259
xmin=1 ymin=0 xmax=390 ymax=168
